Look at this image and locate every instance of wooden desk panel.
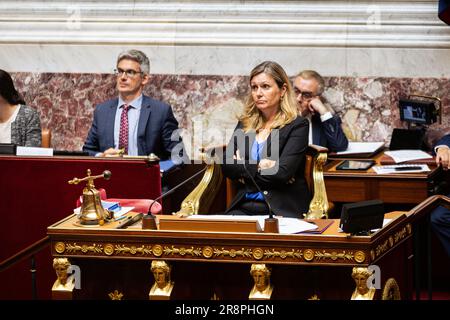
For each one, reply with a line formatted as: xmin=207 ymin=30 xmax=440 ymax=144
xmin=324 ymin=154 xmax=443 ymax=204
xmin=378 ymin=180 xmax=430 ymax=203
xmin=325 ymin=177 xmax=431 ymax=204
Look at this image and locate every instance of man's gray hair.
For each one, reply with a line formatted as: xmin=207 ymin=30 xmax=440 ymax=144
xmin=117 ymin=49 xmax=150 ymax=74
xmin=296 ymin=70 xmax=325 ymax=96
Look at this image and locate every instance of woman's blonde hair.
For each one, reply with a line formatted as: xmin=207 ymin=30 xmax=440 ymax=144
xmin=240 ymin=61 xmax=298 ymax=132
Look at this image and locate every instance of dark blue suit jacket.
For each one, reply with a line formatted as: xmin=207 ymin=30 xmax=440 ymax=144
xmin=311 ymin=114 xmax=348 ymax=152
xmin=83 ymin=95 xmax=183 ymax=160
xmin=435 ymin=134 xmax=450 ymax=152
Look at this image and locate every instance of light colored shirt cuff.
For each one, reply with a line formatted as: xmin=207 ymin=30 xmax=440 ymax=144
xmin=320 ymin=112 xmax=333 ymax=122
xmin=434 ymin=145 xmax=450 ymax=154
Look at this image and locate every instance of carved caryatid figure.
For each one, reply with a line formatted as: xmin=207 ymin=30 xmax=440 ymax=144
xmin=249 ymin=264 xmax=273 ymax=300
xmin=52 ymin=258 xmax=75 ymax=292
xmin=149 ymin=260 xmax=174 ymax=299
xmin=351 ymin=267 xmax=376 ymax=300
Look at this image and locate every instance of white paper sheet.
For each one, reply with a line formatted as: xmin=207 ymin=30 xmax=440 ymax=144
xmin=372 ymin=164 xmax=430 ymax=174
xmin=187 ymin=215 xmax=318 ymax=233
xmin=335 ymin=142 xmax=385 ymax=155
xmin=384 ymin=150 xmax=432 ymax=163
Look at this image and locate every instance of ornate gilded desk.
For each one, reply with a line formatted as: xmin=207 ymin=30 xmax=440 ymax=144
xmin=47 ymin=211 xmax=414 ymax=300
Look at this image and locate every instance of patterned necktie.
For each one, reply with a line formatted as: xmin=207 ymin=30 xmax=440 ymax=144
xmin=118 ymin=104 xmax=130 ymax=153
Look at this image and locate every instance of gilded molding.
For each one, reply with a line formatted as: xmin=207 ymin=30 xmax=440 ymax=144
xmin=152 ymin=245 xmax=163 ymax=257
xmin=65 ymin=243 xmax=103 ymax=254
xmin=54 ymin=242 xmax=66 ymax=254
xmin=202 ymin=246 xmax=213 ymax=258
xmin=104 ymin=244 xmax=114 ymax=256
xmin=53 ymin=241 xmax=363 ymax=264
xmin=252 ymin=248 xmax=264 ymax=260
xmin=108 ymin=290 xmax=124 ymax=300
xmin=375 ymin=240 xmax=390 ymax=257
xmin=394 ymin=227 xmax=408 ymax=243
xmin=389 ymin=236 xmax=394 ymax=247
xmin=314 ymin=250 xmax=354 ymax=262
xmin=214 ymin=247 xmax=252 ymax=258
xmin=406 ymin=223 xmax=412 ymax=235
xmin=303 ymin=249 xmax=314 ymax=261
xmin=374 ymin=225 xmax=411 ymax=259
xmin=264 ymin=249 xmax=303 ymax=260
xmin=164 ymin=245 xmax=202 ymax=257
xmin=115 ymin=244 xmax=153 ymax=255
xmin=354 ymin=251 xmax=366 ymax=263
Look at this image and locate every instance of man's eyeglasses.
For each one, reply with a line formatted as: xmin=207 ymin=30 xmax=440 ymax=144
xmin=114 ymin=68 xmax=143 ymax=78
xmin=294 ymin=89 xmax=315 ymax=100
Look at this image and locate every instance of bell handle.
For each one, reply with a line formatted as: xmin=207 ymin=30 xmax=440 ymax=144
xmin=68 ymin=170 xmax=111 ymax=185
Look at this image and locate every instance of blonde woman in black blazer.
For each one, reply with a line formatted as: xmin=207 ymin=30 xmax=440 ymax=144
xmin=222 ymin=61 xmax=309 ymax=218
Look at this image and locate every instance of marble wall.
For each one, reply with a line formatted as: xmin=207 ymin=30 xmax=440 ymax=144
xmin=12 ymin=72 xmax=450 ymax=156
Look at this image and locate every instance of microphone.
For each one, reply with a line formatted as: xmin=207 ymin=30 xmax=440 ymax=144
xmin=142 ymin=165 xmax=208 ymax=229
xmin=242 ymin=162 xmax=279 ymax=233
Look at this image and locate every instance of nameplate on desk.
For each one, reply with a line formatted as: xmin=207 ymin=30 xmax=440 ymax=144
xmin=16 ymin=146 xmax=53 ymax=156
xmin=158 ymin=215 xmax=262 ymax=233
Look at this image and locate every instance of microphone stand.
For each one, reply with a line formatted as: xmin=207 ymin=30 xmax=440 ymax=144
xmin=242 ymin=162 xmax=279 ymax=233
xmin=142 ymin=166 xmax=208 ymax=229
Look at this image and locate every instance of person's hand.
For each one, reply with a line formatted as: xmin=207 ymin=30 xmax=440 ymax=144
xmin=101 ymin=148 xmax=122 ymax=157
xmin=308 ymin=97 xmax=328 ymax=116
xmin=258 ymin=159 xmax=276 ymax=170
xmin=436 ymin=147 xmax=450 ymax=170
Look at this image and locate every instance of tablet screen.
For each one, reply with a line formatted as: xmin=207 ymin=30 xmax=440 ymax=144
xmin=336 ymin=160 xmax=375 ymax=170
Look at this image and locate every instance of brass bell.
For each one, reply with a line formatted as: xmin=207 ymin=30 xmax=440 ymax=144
xmin=68 ymin=169 xmax=112 ymax=226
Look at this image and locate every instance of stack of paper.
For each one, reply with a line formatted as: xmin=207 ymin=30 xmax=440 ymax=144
xmin=188 ymin=215 xmax=318 ymax=234
xmin=334 ymin=142 xmax=385 ymax=157
xmin=384 ymin=150 xmax=432 ymax=163
xmin=372 ymin=164 xmax=430 ymax=174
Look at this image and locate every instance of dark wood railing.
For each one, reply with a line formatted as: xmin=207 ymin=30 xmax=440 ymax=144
xmin=0 ymin=236 xmax=50 ymax=299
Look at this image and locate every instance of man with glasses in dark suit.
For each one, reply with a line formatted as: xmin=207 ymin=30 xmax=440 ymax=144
xmin=293 ymin=70 xmax=348 ymax=152
xmin=83 ymin=49 xmax=184 ymax=162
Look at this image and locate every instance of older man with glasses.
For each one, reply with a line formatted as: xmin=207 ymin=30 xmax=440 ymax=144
xmin=83 ymin=49 xmax=184 ymax=161
xmin=293 ymin=70 xmax=348 ymax=152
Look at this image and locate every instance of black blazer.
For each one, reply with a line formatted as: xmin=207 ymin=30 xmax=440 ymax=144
xmin=222 ymin=116 xmax=310 ymax=218
xmin=83 ymin=95 xmax=183 ymax=160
